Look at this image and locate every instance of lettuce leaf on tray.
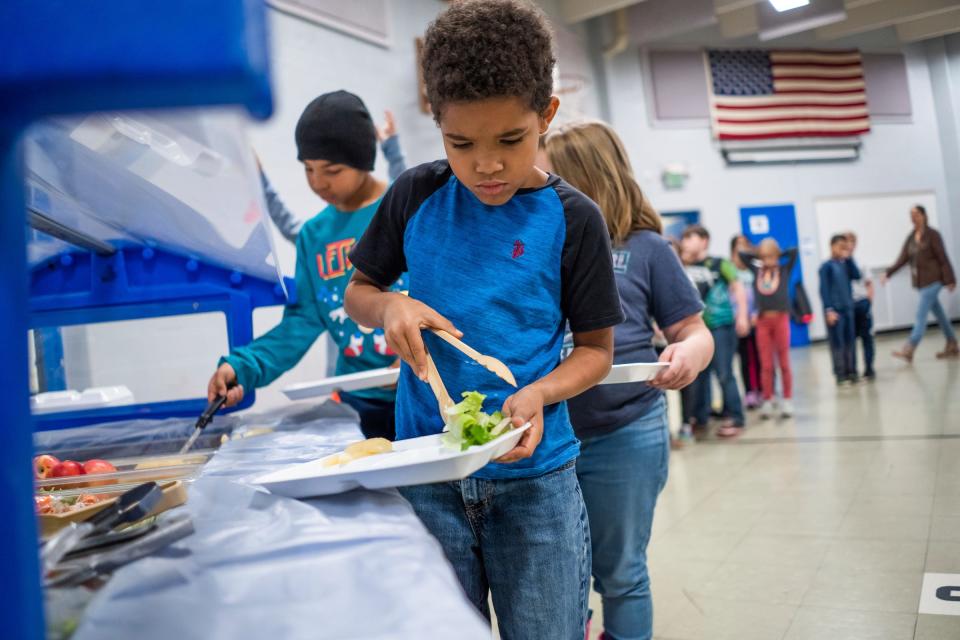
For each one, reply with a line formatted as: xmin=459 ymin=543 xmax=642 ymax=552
xmin=441 ymin=391 xmax=513 ymax=451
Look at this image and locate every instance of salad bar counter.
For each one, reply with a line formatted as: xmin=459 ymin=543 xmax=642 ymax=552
xmin=46 ymin=401 xmax=489 ymax=640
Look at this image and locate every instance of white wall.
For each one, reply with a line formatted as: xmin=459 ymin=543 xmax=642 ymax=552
xmin=927 ymin=34 xmax=960 ymax=267
xmin=597 ymin=43 xmax=960 ymax=340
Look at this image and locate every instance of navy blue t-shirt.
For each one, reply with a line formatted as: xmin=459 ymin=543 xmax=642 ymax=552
xmin=349 ymin=160 xmax=624 ymax=479
xmin=818 ymin=258 xmax=862 ymax=312
xmin=568 ymin=231 xmax=703 ymax=439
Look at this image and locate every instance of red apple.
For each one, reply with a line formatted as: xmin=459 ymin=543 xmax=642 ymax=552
xmin=82 ymin=459 xmax=118 ymax=487
xmin=50 ymin=460 xmax=85 ymax=478
xmin=82 ymin=459 xmax=116 ymax=475
xmin=34 ymin=454 xmax=60 ymax=479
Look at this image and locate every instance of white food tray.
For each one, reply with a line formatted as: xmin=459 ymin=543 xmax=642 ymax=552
xmin=30 ymin=385 xmax=135 ymax=414
xmin=282 ymin=362 xmax=668 ymax=402
xmin=254 ymin=423 xmax=531 ymax=497
xmin=601 ymin=362 xmax=669 ymax=384
xmin=282 ymin=367 xmax=399 ymax=400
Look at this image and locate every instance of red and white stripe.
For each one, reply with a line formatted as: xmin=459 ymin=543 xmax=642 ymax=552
xmin=708 ymin=50 xmax=871 ymax=141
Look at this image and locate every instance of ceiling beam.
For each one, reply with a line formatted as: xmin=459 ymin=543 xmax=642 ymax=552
xmin=627 ymin=0 xmax=718 ymax=45
xmin=558 ymin=0 xmax=644 ymax=24
xmin=844 ymin=0 xmax=886 ymax=8
xmin=897 ymin=6 xmax=960 ymax=42
xmin=817 ymin=0 xmax=960 ymax=39
xmin=714 ymin=0 xmax=761 ymax=15
xmin=719 ymin=5 xmax=759 ymax=37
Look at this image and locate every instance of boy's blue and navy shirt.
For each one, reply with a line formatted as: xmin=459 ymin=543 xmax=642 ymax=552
xmin=350 ymin=160 xmax=624 ymax=480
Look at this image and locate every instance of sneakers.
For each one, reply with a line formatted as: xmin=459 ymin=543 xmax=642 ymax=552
xmin=892 ymin=343 xmax=915 ymax=363
xmin=716 ymin=425 xmax=742 ymax=438
xmin=716 ymin=419 xmax=743 ymax=438
xmin=864 ymin=370 xmax=876 ymax=381
xmin=744 ymin=391 xmax=762 ymax=410
xmin=780 ymin=399 xmax=793 ymax=418
xmin=674 ymin=423 xmax=695 ymax=449
xmin=937 ymin=339 xmax=960 ymax=359
xmin=760 ymin=400 xmax=775 ymax=420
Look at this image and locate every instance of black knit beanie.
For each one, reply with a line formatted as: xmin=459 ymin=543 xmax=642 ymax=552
xmin=294 ymin=91 xmax=376 ymax=170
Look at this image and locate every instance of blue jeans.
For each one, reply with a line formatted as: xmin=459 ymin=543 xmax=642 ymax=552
xmin=400 ymin=460 xmax=590 ymax=640
xmin=910 ymin=282 xmax=957 ymax=346
xmin=826 ymin=308 xmax=856 ymax=379
xmin=577 ymin=397 xmax=670 ymax=640
xmin=853 ymin=298 xmax=875 ymax=376
xmin=691 ymin=324 xmax=744 ymax=425
xmin=339 ymin=391 xmax=396 ymax=440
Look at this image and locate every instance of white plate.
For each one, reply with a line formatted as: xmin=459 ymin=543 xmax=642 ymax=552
xmin=601 ymin=362 xmax=670 ymax=384
xmin=282 ymin=367 xmax=400 ymax=400
xmin=283 ymin=362 xmax=668 ymax=402
xmin=254 ymin=423 xmax=532 ymax=497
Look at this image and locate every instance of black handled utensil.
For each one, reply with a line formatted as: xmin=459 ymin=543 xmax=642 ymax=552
xmin=179 ymin=392 xmax=229 ymax=455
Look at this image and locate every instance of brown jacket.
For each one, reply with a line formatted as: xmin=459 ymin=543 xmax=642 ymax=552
xmin=886 ymin=227 xmax=956 ymax=289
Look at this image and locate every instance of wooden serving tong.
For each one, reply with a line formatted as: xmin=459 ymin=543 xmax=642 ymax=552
xmin=431 ymin=329 xmax=517 ymax=388
xmin=425 ymin=353 xmax=455 ymax=426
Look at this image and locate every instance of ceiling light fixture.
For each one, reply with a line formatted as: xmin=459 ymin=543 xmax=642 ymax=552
xmin=769 ymin=0 xmax=810 ymax=12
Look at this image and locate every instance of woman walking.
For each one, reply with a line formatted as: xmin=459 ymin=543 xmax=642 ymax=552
xmin=881 ymin=205 xmax=957 ymax=361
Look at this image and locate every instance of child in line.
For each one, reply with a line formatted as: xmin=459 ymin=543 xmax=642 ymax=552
xmin=681 ymin=225 xmax=750 ymax=438
xmin=846 ymin=231 xmax=876 ymax=380
xmin=259 ymin=109 xmax=408 ymax=243
xmin=819 ymin=234 xmax=862 ymax=385
xmin=207 ymin=91 xmax=405 ymax=439
xmin=739 ymin=238 xmax=798 ymax=418
xmin=730 ymin=235 xmax=761 ymax=410
xmin=545 ymin=121 xmax=713 ymax=640
xmin=344 ymin=2 xmax=624 ymax=637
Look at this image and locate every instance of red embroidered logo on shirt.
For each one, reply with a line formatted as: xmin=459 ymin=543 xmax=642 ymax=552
xmin=512 ymin=240 xmax=525 ymax=259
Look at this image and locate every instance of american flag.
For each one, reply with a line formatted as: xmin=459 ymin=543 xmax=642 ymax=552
xmin=706 ymin=49 xmax=870 ymax=141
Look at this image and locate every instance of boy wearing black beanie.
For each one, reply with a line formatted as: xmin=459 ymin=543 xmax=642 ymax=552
xmin=208 ymin=91 xmax=407 ymax=440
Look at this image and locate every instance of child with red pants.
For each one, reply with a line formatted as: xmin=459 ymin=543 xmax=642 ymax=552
xmin=740 ymin=239 xmax=798 ymax=419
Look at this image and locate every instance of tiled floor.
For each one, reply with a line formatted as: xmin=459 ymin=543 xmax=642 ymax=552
xmin=584 ymin=330 xmax=960 ymax=640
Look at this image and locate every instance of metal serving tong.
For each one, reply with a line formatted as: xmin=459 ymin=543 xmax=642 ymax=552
xmin=41 ymin=481 xmax=164 ymax=573
xmin=431 ymin=329 xmax=517 ymax=388
xmin=45 ymin=512 xmax=195 ymax=588
xmin=179 ymin=385 xmax=233 ymax=455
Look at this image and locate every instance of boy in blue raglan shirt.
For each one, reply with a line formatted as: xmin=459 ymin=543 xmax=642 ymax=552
xmin=344 ymin=2 xmax=624 ymax=637
xmin=207 ymin=91 xmax=406 ymax=439
xmin=819 ymin=234 xmax=862 ymax=385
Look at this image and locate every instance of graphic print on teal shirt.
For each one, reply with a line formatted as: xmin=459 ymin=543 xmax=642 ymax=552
xmin=223 ymin=197 xmax=405 ymax=402
xmin=349 ymin=161 xmax=625 ymax=480
xmin=685 ymin=257 xmax=737 ymax=329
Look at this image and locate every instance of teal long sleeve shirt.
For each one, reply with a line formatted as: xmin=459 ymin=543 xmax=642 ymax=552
xmin=223 ymin=196 xmax=406 ymax=402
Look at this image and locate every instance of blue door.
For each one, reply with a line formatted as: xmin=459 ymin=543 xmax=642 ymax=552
xmin=739 ymin=204 xmax=809 ymax=347
xmin=661 ymin=210 xmax=700 ymax=242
